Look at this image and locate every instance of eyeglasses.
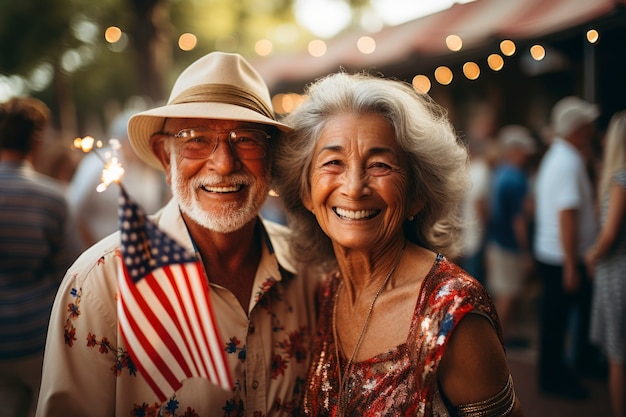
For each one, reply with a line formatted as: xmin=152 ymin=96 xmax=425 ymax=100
xmin=166 ymin=128 xmax=270 ymax=160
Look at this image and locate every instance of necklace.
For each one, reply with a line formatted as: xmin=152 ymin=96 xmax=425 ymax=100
xmin=332 ymin=242 xmax=406 ymax=417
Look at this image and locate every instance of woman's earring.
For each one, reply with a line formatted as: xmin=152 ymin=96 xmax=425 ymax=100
xmin=408 ymin=215 xmax=414 ymax=221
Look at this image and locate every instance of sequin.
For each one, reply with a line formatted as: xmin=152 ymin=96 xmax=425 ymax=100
xmin=302 ymin=254 xmax=502 ymax=416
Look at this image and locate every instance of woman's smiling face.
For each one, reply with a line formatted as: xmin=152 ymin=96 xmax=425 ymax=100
xmin=305 ymin=112 xmax=417 ymax=251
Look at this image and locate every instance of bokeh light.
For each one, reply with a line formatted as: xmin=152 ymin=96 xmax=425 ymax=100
xmin=178 ymin=33 xmax=197 ymax=51
xmin=587 ymin=29 xmax=599 ymax=44
xmin=530 ymin=44 xmax=546 ymax=60
xmin=463 ymin=62 xmax=480 ymax=80
xmin=446 ymin=35 xmax=463 ymax=52
xmin=412 ymin=75 xmax=431 ymax=94
xmin=487 ymin=53 xmax=504 ymax=71
xmin=308 ymin=39 xmax=327 ymax=57
xmin=255 ymin=39 xmax=273 ymax=56
xmin=500 ymin=39 xmax=516 ymax=56
xmin=357 ymin=36 xmax=376 ymax=54
xmin=272 ymin=93 xmax=307 ymax=114
xmin=434 ymin=66 xmax=453 ymax=85
xmin=104 ymin=26 xmax=122 ymax=43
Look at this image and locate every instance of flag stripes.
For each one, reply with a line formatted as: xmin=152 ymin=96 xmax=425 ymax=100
xmin=116 ymin=187 xmax=233 ymax=402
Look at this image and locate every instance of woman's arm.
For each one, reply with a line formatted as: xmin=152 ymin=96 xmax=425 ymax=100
xmin=586 ymin=183 xmax=626 ymax=267
xmin=438 ymin=313 xmax=524 ymax=416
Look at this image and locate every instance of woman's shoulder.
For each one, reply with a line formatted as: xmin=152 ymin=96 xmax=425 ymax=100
xmin=424 ymin=255 xmax=487 ymax=296
xmin=419 ymin=255 xmax=498 ymax=329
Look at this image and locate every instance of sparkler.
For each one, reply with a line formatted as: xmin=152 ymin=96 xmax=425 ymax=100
xmin=73 ymin=135 xmax=125 ymax=192
xmin=72 ymin=135 xmax=233 ymax=399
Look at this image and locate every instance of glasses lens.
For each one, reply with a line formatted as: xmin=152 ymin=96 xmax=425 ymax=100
xmin=175 ymin=129 xmax=214 ymax=159
xmin=230 ymin=129 xmax=268 ymax=159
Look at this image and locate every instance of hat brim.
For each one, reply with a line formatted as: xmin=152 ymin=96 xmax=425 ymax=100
xmin=128 ymin=102 xmax=291 ymax=170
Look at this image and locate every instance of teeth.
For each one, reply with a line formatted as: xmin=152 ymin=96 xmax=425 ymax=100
xmin=334 ymin=207 xmax=378 ymax=220
xmin=202 ymin=184 xmax=242 ymax=193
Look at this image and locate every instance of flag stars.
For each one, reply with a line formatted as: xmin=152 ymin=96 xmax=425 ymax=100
xmin=119 ymin=189 xmax=197 ymax=280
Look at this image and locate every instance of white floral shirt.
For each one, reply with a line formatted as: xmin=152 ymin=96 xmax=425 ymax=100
xmin=36 ymin=198 xmax=319 ymax=417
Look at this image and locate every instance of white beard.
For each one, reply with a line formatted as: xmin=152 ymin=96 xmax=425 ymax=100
xmin=170 ymin=157 xmax=271 ymax=233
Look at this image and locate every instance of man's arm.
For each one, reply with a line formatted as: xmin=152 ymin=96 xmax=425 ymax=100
xmin=559 ymin=208 xmax=579 ymax=292
xmin=36 ymin=250 xmax=119 ymax=417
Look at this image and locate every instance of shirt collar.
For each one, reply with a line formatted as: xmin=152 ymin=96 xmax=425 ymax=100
xmin=151 ymin=200 xmax=289 ymax=288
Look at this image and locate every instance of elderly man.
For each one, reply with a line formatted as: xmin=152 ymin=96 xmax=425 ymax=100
xmin=534 ymin=96 xmax=600 ymax=399
xmin=36 ymin=52 xmax=318 ymax=417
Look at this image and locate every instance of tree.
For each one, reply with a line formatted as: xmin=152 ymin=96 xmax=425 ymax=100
xmin=0 ymin=0 xmax=311 ymax=137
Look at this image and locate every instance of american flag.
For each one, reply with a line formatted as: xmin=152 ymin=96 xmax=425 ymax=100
xmin=116 ymin=186 xmax=233 ymax=402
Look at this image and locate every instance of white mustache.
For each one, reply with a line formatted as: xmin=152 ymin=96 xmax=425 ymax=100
xmin=189 ymin=174 xmax=251 ymax=189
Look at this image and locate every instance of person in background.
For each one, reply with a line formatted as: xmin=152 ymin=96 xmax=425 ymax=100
xmin=0 ymin=97 xmax=79 ymax=417
xmin=36 ymin=52 xmax=318 ymax=417
xmin=533 ymin=96 xmax=599 ymax=399
xmin=275 ymin=72 xmax=523 ymax=416
xmin=585 ymin=110 xmax=626 ymax=417
xmin=485 ymin=125 xmax=536 ymax=345
xmin=459 ymin=138 xmax=492 ymax=285
xmin=68 ymin=111 xmax=170 ymax=249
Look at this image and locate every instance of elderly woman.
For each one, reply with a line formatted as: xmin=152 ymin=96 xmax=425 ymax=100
xmin=274 ymin=72 xmax=523 ymax=416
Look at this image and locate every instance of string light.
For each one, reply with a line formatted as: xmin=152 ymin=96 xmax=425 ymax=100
xmin=586 ymin=29 xmax=599 ymax=44
xmin=463 ymin=62 xmax=480 ymax=80
xmin=530 ymin=44 xmax=546 ymax=60
xmin=255 ymin=39 xmax=273 ymax=56
xmin=104 ymin=26 xmax=122 ymax=44
xmin=269 ymin=27 xmax=605 ymax=113
xmin=178 ymin=33 xmax=197 ymax=51
xmin=434 ymin=66 xmax=453 ymax=85
xmin=357 ymin=36 xmax=376 ymax=54
xmin=487 ymin=53 xmax=504 ymax=71
xmin=412 ymin=75 xmax=431 ymax=94
xmin=446 ymin=35 xmax=463 ymax=52
xmin=500 ymin=40 xmax=516 ymax=56
xmin=308 ymin=39 xmax=327 ymax=57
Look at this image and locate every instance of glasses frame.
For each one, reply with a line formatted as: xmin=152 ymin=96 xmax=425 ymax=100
xmin=163 ymin=127 xmax=271 ymax=160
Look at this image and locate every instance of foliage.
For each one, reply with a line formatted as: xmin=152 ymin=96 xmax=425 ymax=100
xmin=0 ymin=0 xmax=315 ymax=134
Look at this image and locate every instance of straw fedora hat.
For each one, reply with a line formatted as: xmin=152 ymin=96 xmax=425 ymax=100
xmin=128 ymin=51 xmax=290 ymax=169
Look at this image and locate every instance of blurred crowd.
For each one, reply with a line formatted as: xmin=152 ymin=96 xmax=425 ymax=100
xmin=0 ymin=91 xmax=624 ymax=416
xmin=458 ymin=96 xmax=625 ymax=415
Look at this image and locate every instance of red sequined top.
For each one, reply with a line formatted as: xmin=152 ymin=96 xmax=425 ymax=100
xmin=302 ymin=254 xmax=502 ymax=416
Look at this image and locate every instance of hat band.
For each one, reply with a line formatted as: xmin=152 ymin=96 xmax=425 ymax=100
xmin=170 ymin=84 xmax=276 ymax=121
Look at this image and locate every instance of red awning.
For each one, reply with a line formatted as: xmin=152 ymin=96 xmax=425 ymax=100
xmin=252 ymin=0 xmax=624 ymax=89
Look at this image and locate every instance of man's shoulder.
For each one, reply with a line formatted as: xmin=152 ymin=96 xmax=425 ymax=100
xmin=261 ymin=218 xmax=296 ymax=273
xmin=67 ymin=232 xmax=122 ymax=283
xmin=6 ymin=168 xmax=67 ymax=202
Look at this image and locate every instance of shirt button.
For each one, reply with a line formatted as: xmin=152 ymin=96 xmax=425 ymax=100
xmin=252 ymin=380 xmax=259 ymax=389
xmin=249 ymin=322 xmax=255 ymax=333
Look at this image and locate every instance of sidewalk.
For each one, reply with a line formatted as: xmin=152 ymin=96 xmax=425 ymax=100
xmin=505 ymin=278 xmax=612 ymax=417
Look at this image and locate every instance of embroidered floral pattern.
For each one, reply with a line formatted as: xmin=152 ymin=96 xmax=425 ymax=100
xmin=86 ymin=332 xmax=137 ymax=376
xmin=63 ymin=282 xmax=81 ymax=347
xmin=225 ymin=336 xmax=246 ymax=362
xmin=216 ymin=271 xmax=309 ymax=415
xmin=278 ymin=327 xmax=309 ymax=363
xmin=222 ymin=397 xmax=244 ymax=416
xmin=130 ymin=396 xmax=200 ymax=417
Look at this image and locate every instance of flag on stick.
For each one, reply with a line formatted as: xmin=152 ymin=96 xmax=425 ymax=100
xmin=116 ymin=186 xmax=233 ymax=402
